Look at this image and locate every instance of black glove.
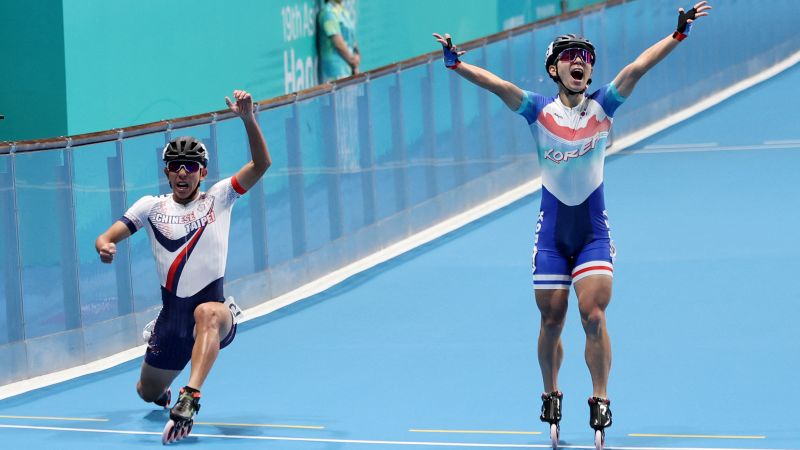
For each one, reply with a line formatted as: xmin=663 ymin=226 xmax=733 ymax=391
xmin=673 ymin=7 xmax=697 ymax=41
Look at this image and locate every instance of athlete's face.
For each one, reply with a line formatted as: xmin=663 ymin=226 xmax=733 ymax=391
xmin=164 ymin=161 xmax=207 ymax=203
xmin=550 ymin=49 xmax=593 ymax=92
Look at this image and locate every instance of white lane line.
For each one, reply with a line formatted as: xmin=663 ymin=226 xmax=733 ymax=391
xmin=764 ymin=140 xmax=800 ymax=145
xmin=0 ymin=414 xmax=108 ymax=422
xmin=643 ymin=143 xmax=719 ymax=150
xmin=0 ymin=423 xmax=560 ymax=448
xmin=0 ymin=424 xmax=791 ymax=450
xmin=409 ymin=429 xmax=541 ymax=435
xmin=194 ymin=421 xmax=324 ymax=429
xmin=630 ymin=433 xmax=765 ymax=440
xmin=620 ymin=143 xmax=800 ymax=155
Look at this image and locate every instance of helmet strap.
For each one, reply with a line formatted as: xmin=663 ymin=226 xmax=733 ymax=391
xmin=549 ymin=64 xmax=587 ymax=96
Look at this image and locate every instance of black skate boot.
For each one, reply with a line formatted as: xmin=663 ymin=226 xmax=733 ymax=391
xmin=588 ymin=396 xmax=612 ymax=450
xmin=540 ymin=391 xmax=562 ymax=449
xmin=153 ymin=388 xmax=171 ymax=409
xmin=162 ymin=386 xmax=201 ymax=444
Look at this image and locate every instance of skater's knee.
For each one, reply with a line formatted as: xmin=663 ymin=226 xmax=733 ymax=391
xmin=541 ymin=314 xmax=566 ymax=335
xmin=137 ymin=380 xmax=164 ymax=403
xmin=580 ymin=308 xmax=606 ymax=336
xmin=194 ymin=302 xmax=225 ymax=330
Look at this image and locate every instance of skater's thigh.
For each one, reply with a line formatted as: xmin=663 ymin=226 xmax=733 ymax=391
xmin=138 ymin=362 xmax=180 ymax=397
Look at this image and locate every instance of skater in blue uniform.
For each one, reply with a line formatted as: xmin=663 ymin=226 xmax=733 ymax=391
xmin=95 ymin=89 xmax=271 ymax=443
xmin=433 ymin=2 xmax=711 ymax=448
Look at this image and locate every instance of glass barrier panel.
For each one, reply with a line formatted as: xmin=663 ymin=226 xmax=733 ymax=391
xmin=367 ymin=73 xmax=405 ymax=221
xmin=15 ymin=149 xmax=78 ymax=338
xmin=296 ymin=94 xmax=335 ymax=254
xmin=72 ymin=140 xmax=124 ymax=325
xmin=483 ymin=39 xmax=521 ymax=168
xmin=0 ymin=154 xmax=23 ymax=345
xmin=335 ymin=83 xmax=369 ymax=237
xmin=260 ymin=102 xmax=295 ymax=269
xmin=121 ymin=132 xmax=165 ymax=313
xmin=214 ymin=117 xmax=260 ymax=280
xmin=432 ymin=65 xmax=458 ymax=194
xmin=398 ymin=64 xmax=433 ymax=207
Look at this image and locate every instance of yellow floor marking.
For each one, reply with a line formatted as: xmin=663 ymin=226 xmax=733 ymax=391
xmin=194 ymin=421 xmax=324 ymax=429
xmin=630 ymin=433 xmax=766 ymax=439
xmin=409 ymin=429 xmax=542 ymax=435
xmin=0 ymin=415 xmax=108 ymax=422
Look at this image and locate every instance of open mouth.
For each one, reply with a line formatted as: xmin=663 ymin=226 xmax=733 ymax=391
xmin=176 ymin=182 xmax=190 ymax=190
xmin=570 ymin=67 xmax=585 ymax=81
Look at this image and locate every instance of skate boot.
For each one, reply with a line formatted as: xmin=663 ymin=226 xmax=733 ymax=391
xmin=588 ymin=396 xmax=612 ymax=450
xmin=162 ymin=386 xmax=201 ymax=444
xmin=540 ymin=391 xmax=562 ymax=449
xmin=153 ymin=388 xmax=171 ymax=409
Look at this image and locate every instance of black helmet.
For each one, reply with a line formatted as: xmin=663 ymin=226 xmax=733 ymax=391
xmin=162 ymin=136 xmax=209 ymax=167
xmin=544 ymin=34 xmax=596 ymax=78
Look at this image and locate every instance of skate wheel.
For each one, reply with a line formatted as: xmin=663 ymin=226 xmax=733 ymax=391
xmin=550 ymin=423 xmax=559 ymax=449
xmin=179 ymin=420 xmax=193 ymax=439
xmin=594 ymin=429 xmax=604 ymax=450
xmin=174 ymin=421 xmax=186 ymax=442
xmin=162 ymin=419 xmax=175 ymax=445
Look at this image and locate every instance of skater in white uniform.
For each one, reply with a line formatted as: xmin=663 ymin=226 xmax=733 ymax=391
xmin=95 ymin=89 xmax=271 ymax=443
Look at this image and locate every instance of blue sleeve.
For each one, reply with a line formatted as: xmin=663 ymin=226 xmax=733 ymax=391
xmin=515 ymin=90 xmax=550 ymax=125
xmin=590 ymin=83 xmax=627 ymax=118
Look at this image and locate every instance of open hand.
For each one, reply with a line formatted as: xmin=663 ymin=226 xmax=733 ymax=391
xmin=677 ymin=1 xmax=712 ymax=33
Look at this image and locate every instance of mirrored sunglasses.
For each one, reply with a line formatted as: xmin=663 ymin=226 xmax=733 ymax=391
xmin=558 ymin=48 xmax=594 ymax=65
xmin=166 ymin=160 xmax=202 ymax=173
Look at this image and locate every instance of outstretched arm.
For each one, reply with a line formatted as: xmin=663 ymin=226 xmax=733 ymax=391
xmin=225 ymin=90 xmax=272 ymax=192
xmin=433 ymin=33 xmax=525 ymax=111
xmin=613 ymin=1 xmax=711 ymax=98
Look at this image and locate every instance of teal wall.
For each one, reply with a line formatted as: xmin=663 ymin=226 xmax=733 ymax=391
xmin=60 ymin=0 xmax=317 ymax=138
xmin=0 ymin=0 xmax=69 ymax=141
xmin=356 ymin=0 xmax=606 ymax=71
xmin=2 ymin=0 xmax=605 ymax=141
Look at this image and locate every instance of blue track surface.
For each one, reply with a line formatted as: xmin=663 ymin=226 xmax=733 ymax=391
xmin=1 ymin=64 xmax=798 ymax=449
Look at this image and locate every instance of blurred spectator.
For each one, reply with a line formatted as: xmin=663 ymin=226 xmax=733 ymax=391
xmin=318 ymin=0 xmax=359 ymax=82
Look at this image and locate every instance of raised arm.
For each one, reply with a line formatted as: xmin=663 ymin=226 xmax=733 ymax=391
xmin=225 ymin=90 xmax=272 ymax=192
xmin=433 ymin=33 xmax=525 ymax=112
xmin=95 ymin=220 xmax=132 ymax=264
xmin=612 ymin=1 xmax=711 ymax=98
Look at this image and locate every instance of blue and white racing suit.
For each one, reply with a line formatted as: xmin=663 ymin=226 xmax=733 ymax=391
xmin=516 ymin=83 xmax=626 ymax=290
